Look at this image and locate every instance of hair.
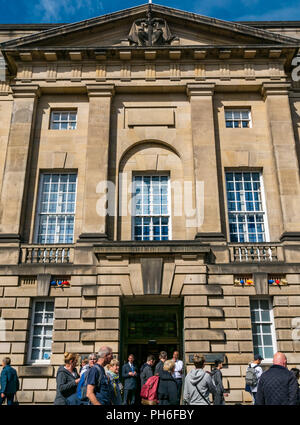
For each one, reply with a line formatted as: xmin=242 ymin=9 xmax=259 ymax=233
xmin=81 ymin=357 xmax=89 ymax=365
xmin=163 ymin=359 xmax=175 ymax=372
xmin=159 ymin=351 xmax=168 ymax=360
xmin=109 ymin=359 xmax=119 ymax=368
xmin=64 ymin=352 xmax=78 ymax=364
xmin=2 ymin=357 xmax=11 ymax=366
xmin=291 ymin=368 xmax=300 ymax=380
xmin=147 ymin=355 xmax=155 ymax=362
xmin=97 ymin=346 xmax=112 ymax=359
xmin=128 ymin=354 xmax=135 ymax=360
xmin=193 ymin=354 xmax=205 ymax=368
xmin=88 ymin=353 xmax=97 ymax=361
xmin=214 ymin=359 xmax=223 ymax=367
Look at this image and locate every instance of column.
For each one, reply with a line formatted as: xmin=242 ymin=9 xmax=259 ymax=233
xmin=78 ymin=84 xmax=115 ymax=242
xmin=186 ymin=83 xmax=225 ymax=241
xmin=0 ymin=85 xmax=40 ymax=240
xmin=262 ymin=82 xmax=300 ymax=240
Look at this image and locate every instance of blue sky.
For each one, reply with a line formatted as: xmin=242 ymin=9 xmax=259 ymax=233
xmin=1 ymin=0 xmax=300 ymax=24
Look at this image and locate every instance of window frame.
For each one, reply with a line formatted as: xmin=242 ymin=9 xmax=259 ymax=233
xmin=49 ymin=110 xmax=77 ymax=130
xmin=131 ymin=173 xmax=172 ymax=241
xmin=225 ymin=170 xmax=270 ymax=243
xmin=224 ymin=108 xmax=252 ymax=129
xmin=250 ymin=297 xmax=277 ymax=364
xmin=34 ymin=172 xmax=78 ymax=244
xmin=27 ymin=298 xmax=55 ymax=365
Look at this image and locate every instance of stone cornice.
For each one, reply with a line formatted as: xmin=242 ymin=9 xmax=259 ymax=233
xmin=86 ymin=83 xmax=115 ymax=97
xmin=186 ymin=83 xmax=215 ymax=97
xmin=11 ymin=84 xmax=41 ymax=98
xmin=261 ymin=81 xmax=291 ymax=98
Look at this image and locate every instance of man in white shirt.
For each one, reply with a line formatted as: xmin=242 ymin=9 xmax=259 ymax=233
xmin=248 ymin=354 xmax=263 ymax=404
xmin=172 ymin=351 xmax=183 ymax=404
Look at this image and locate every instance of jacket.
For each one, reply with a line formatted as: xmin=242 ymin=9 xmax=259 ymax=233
xmin=211 ymin=368 xmax=225 ymax=405
xmin=157 ymin=370 xmax=178 ymax=405
xmin=140 ymin=364 xmax=153 ymax=387
xmin=107 ymin=370 xmax=123 ymax=405
xmin=256 ymin=365 xmax=298 ymax=405
xmin=155 ymin=361 xmax=164 ymax=376
xmin=183 ymin=368 xmax=216 ymax=405
xmin=54 ymin=366 xmax=80 ymax=405
xmin=122 ymin=363 xmax=138 ymax=389
xmin=0 ymin=365 xmax=19 ymax=395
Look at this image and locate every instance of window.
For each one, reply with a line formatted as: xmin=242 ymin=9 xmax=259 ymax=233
xmin=50 ymin=110 xmax=77 ymax=130
xmin=132 ymin=175 xmax=170 ymax=241
xmin=35 ymin=173 xmax=77 ymax=244
xmin=28 ymin=300 xmax=54 ymax=364
xmin=226 ymin=171 xmax=268 ymax=242
xmin=250 ymin=298 xmax=277 ymax=361
xmin=225 ymin=109 xmax=251 ymax=128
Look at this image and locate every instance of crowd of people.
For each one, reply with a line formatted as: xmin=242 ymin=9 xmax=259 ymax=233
xmin=0 ymin=349 xmax=300 ymax=405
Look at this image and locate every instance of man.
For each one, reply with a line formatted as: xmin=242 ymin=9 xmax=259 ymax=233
xmin=211 ymin=360 xmax=228 ymax=405
xmin=256 ymin=352 xmax=298 ymax=405
xmin=140 ymin=355 xmax=155 ymax=387
xmin=246 ymin=354 xmax=263 ymax=404
xmin=0 ymin=357 xmax=19 ymax=405
xmin=122 ymin=354 xmax=138 ymax=405
xmin=155 ymin=351 xmax=167 ymax=376
xmin=77 ymin=353 xmax=97 ymax=403
xmin=86 ymin=346 xmax=113 ymax=405
xmin=172 ymin=351 xmax=183 ymax=404
xmin=183 ymin=354 xmax=215 ymax=405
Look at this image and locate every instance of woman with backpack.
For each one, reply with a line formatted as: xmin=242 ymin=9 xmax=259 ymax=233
xmin=54 ymin=352 xmax=81 ymax=405
xmin=157 ymin=360 xmax=178 ymax=405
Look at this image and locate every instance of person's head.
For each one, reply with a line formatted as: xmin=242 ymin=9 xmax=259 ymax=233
xmin=128 ymin=354 xmax=135 ymax=364
xmin=88 ymin=353 xmax=97 ymax=367
xmin=291 ymin=368 xmax=300 ymax=380
xmin=97 ymin=346 xmax=113 ymax=366
xmin=147 ymin=355 xmax=155 ymax=366
xmin=192 ymin=354 xmax=205 ymax=369
xmin=214 ymin=360 xmax=223 ymax=369
xmin=163 ymin=359 xmax=175 ymax=374
xmin=254 ymin=354 xmax=263 ymax=365
xmin=64 ymin=352 xmax=78 ymax=368
xmin=159 ymin=351 xmax=168 ymax=362
xmin=81 ymin=357 xmax=89 ymax=367
xmin=2 ymin=357 xmax=11 ymax=367
xmin=109 ymin=359 xmax=120 ymax=374
xmin=273 ymin=352 xmax=287 ymax=368
xmin=173 ymin=351 xmax=179 ymax=361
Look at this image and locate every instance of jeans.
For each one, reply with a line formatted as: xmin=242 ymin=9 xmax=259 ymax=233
xmin=123 ymin=388 xmax=136 ymax=405
xmin=175 ymin=379 xmax=182 ymax=405
xmin=251 ymin=391 xmax=257 ymax=405
xmin=66 ymin=393 xmax=82 ymax=405
xmin=0 ymin=393 xmax=15 ymax=405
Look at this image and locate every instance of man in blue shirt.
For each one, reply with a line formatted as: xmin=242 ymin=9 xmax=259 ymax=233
xmin=87 ymin=346 xmax=113 ymax=405
xmin=122 ymin=354 xmax=138 ymax=405
xmin=0 ymin=357 xmax=19 ymax=405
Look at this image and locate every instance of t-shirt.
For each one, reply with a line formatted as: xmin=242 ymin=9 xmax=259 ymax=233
xmin=87 ymin=364 xmax=111 ymax=405
xmin=172 ymin=360 xmax=183 ymax=380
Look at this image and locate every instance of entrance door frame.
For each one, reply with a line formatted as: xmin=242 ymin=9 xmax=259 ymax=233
xmin=120 ymin=300 xmax=183 ymax=366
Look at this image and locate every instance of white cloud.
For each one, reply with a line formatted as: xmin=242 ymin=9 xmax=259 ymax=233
xmin=34 ymin=0 xmax=104 ymax=22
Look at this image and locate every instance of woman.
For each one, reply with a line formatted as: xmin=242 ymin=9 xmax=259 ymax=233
xmin=157 ymin=359 xmax=178 ymax=405
xmin=107 ymin=359 xmax=123 ymax=405
xmin=54 ymin=352 xmax=81 ymax=405
xmin=183 ymin=354 xmax=216 ymax=405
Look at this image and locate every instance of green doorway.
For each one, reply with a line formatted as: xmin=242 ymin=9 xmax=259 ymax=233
xmin=121 ymin=304 xmax=183 ymax=368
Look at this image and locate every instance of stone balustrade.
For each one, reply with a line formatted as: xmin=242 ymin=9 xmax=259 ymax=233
xmin=229 ymin=243 xmax=282 ymax=262
xmin=20 ymin=245 xmax=74 ymax=264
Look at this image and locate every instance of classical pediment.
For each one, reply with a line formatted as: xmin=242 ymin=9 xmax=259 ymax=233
xmin=1 ymin=3 xmax=299 ymax=51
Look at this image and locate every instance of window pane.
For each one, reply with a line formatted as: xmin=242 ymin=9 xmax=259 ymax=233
xmin=264 ymin=347 xmax=274 ymax=359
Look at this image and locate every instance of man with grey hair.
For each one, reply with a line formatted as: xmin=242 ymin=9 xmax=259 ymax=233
xmin=256 ymin=352 xmax=298 ymax=405
xmin=0 ymin=357 xmax=19 ymax=405
xmin=87 ymin=346 xmax=113 ymax=405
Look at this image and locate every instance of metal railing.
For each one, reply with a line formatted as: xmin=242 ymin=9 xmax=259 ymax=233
xmin=229 ymin=243 xmax=281 ymax=262
xmin=20 ymin=245 xmax=74 ymax=264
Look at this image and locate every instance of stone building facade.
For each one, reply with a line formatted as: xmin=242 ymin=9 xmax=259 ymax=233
xmin=1 ymin=3 xmax=300 ymax=404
